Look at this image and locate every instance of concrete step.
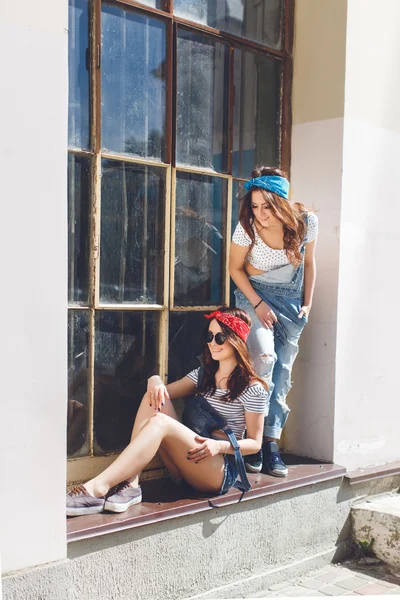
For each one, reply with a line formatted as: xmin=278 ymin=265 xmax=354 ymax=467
xmin=352 ymin=492 xmax=400 ymax=570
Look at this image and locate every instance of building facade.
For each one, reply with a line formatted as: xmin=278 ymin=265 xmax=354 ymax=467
xmin=1 ymin=0 xmax=399 ymax=595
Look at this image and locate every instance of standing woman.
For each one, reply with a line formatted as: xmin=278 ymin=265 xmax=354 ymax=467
xmin=229 ymin=166 xmax=318 ymax=477
xmin=66 ymin=308 xmax=268 ymax=516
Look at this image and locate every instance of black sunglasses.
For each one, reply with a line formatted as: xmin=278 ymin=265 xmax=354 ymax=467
xmin=205 ymin=331 xmax=227 ymax=345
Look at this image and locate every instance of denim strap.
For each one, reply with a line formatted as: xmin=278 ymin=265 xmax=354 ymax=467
xmin=223 ymin=428 xmax=251 ymax=492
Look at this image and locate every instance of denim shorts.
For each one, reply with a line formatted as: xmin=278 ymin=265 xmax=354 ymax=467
xmin=220 ymin=454 xmax=239 ymax=495
xmin=172 ymin=454 xmax=239 ymax=497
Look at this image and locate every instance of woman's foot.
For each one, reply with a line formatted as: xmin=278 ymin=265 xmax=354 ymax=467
xmin=245 ymin=449 xmax=263 ymax=473
xmin=104 ymin=481 xmax=142 ymax=513
xmin=263 ymin=441 xmax=288 ymax=477
xmin=66 ymin=485 xmax=105 ymax=517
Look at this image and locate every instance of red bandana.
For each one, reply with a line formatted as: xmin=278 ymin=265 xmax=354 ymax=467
xmin=205 ymin=311 xmax=250 ymax=343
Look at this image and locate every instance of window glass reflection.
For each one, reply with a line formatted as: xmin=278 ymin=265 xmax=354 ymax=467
xmin=168 ymin=311 xmax=206 ymax=418
xmin=101 ymin=4 xmax=167 ymax=160
xmin=174 ymin=172 xmax=227 ymax=306
xmin=94 ymin=311 xmax=159 ymax=454
xmin=68 ymin=310 xmax=89 ymax=457
xmin=68 ymin=154 xmax=90 ymax=304
xmin=176 ymin=29 xmax=229 ymax=171
xmin=233 ymin=49 xmax=281 ymax=178
xmin=174 ymin=0 xmax=283 ymax=50
xmin=100 ymin=160 xmax=166 ymax=305
xmin=136 ymin=0 xmax=163 ymax=8
xmin=68 ymin=0 xmax=90 ymax=149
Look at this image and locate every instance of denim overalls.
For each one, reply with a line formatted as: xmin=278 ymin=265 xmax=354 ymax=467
xmin=234 ymin=230 xmax=308 ymax=440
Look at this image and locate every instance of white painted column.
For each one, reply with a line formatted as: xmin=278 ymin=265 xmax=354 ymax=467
xmin=0 ymin=0 xmax=68 ymax=573
xmin=288 ymin=0 xmax=400 ymax=471
xmin=333 ymin=0 xmax=400 ymax=469
xmin=285 ymin=0 xmax=347 ymax=461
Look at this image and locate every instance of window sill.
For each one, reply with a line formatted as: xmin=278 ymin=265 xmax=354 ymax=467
xmin=67 ymin=454 xmax=346 ymax=543
xmin=344 ymin=461 xmax=400 ymax=485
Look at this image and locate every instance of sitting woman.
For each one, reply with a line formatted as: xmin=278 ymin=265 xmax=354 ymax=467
xmin=67 ymin=307 xmax=268 ymax=516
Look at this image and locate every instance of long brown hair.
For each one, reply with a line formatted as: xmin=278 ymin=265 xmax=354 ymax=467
xmin=239 ymin=166 xmax=310 ymax=266
xmin=200 ymin=307 xmax=268 ymax=401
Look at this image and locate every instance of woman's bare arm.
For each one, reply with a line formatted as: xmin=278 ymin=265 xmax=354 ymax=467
xmin=211 ymin=410 xmax=264 ymax=456
xmin=229 ymin=241 xmax=278 ymax=329
xmin=147 ymin=375 xmax=197 ymax=410
xmin=299 ymin=240 xmax=317 ymax=319
xmin=229 ymin=242 xmax=261 ymax=307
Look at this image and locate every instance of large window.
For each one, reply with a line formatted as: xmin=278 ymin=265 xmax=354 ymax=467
xmin=67 ymin=0 xmax=293 ymax=477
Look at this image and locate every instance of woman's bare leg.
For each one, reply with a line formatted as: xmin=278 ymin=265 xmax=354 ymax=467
xmin=85 ymin=413 xmax=225 ymax=497
xmin=126 ymin=390 xmax=182 ymax=487
xmin=130 ymin=389 xmax=180 ymax=441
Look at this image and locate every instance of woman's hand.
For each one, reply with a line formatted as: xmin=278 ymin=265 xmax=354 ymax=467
xmin=255 ymin=301 xmax=277 ymax=329
xmin=187 ymin=436 xmax=223 ymax=462
xmin=298 ymin=305 xmax=311 ymax=320
xmin=147 ymin=375 xmax=170 ymax=412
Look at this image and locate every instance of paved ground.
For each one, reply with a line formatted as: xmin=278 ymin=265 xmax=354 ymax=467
xmin=247 ymin=560 xmax=400 ymax=597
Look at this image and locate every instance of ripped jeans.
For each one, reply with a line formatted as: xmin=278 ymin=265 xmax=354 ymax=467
xmin=234 ymin=264 xmax=307 ymax=440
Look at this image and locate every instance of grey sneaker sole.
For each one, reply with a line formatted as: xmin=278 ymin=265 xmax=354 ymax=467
xmin=67 ymin=504 xmax=104 ymax=517
xmin=266 ymin=467 xmax=288 ymax=477
xmin=104 ymin=492 xmax=142 ymax=513
xmin=245 ymin=462 xmax=263 ymax=473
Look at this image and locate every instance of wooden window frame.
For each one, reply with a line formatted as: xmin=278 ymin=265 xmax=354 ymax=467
xmin=67 ymin=0 xmax=294 ymax=483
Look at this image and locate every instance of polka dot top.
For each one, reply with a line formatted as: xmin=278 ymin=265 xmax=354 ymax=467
xmin=232 ymin=212 xmax=318 ymax=272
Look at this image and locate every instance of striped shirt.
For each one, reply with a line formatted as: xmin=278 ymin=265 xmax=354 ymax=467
xmin=186 ymin=368 xmax=267 ymax=439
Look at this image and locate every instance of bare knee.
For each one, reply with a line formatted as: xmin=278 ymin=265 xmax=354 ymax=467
xmin=147 ymin=411 xmax=172 ymax=431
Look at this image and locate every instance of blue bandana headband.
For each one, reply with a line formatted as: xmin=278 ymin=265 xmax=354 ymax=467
xmin=243 ymin=175 xmax=290 ymax=200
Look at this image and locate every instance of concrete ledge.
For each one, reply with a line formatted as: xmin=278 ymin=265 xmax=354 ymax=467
xmin=67 ymin=459 xmax=345 ymax=542
xmin=345 ymin=461 xmax=400 ymax=485
xmin=4 ymin=476 xmax=348 ymax=600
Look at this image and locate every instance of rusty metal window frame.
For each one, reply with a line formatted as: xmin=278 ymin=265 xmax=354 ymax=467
xmin=67 ymin=0 xmax=294 ymax=483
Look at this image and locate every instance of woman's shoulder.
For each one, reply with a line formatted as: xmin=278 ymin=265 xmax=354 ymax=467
xmin=243 ymin=381 xmax=268 ymax=398
xmin=302 ymin=211 xmax=318 ymax=242
xmin=185 ymin=367 xmax=201 ymax=385
xmin=239 ymin=382 xmax=268 ymax=412
xmin=232 ymin=221 xmax=252 ymax=246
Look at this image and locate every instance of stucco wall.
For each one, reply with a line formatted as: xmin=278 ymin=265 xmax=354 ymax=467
xmin=0 ymin=0 xmax=68 ymax=573
xmin=285 ymin=0 xmax=347 ymax=461
xmin=333 ymin=0 xmax=400 ymax=469
xmin=3 ymin=479 xmax=347 ymax=600
xmin=4 ymin=472 xmax=400 ymax=600
xmin=288 ymin=0 xmax=400 ymax=470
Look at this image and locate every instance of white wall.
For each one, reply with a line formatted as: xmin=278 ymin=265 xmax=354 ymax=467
xmin=333 ymin=0 xmax=400 ymax=469
xmin=0 ymin=0 xmax=68 ymax=573
xmin=285 ymin=0 xmax=347 ymax=461
xmin=288 ymin=118 xmax=343 ymax=461
xmin=289 ymin=0 xmax=400 ymax=470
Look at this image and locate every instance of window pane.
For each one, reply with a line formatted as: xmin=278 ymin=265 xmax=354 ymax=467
xmin=136 ymin=0 xmax=163 ymax=8
xmin=174 ymin=0 xmax=283 ymax=50
xmin=68 ymin=310 xmax=89 ymax=457
xmin=100 ymin=160 xmax=166 ymax=304
xmin=94 ymin=311 xmax=160 ymax=454
xmin=176 ymin=29 xmax=229 ymax=171
xmin=168 ymin=312 xmax=205 ymax=382
xmin=68 ymin=0 xmax=90 ymax=149
xmin=168 ymin=311 xmax=205 ymax=417
xmin=68 ymin=154 xmax=90 ymax=304
xmin=174 ymin=172 xmax=227 ymax=306
xmin=101 ymin=4 xmax=167 ymax=160
xmin=233 ymin=49 xmax=281 ymax=178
